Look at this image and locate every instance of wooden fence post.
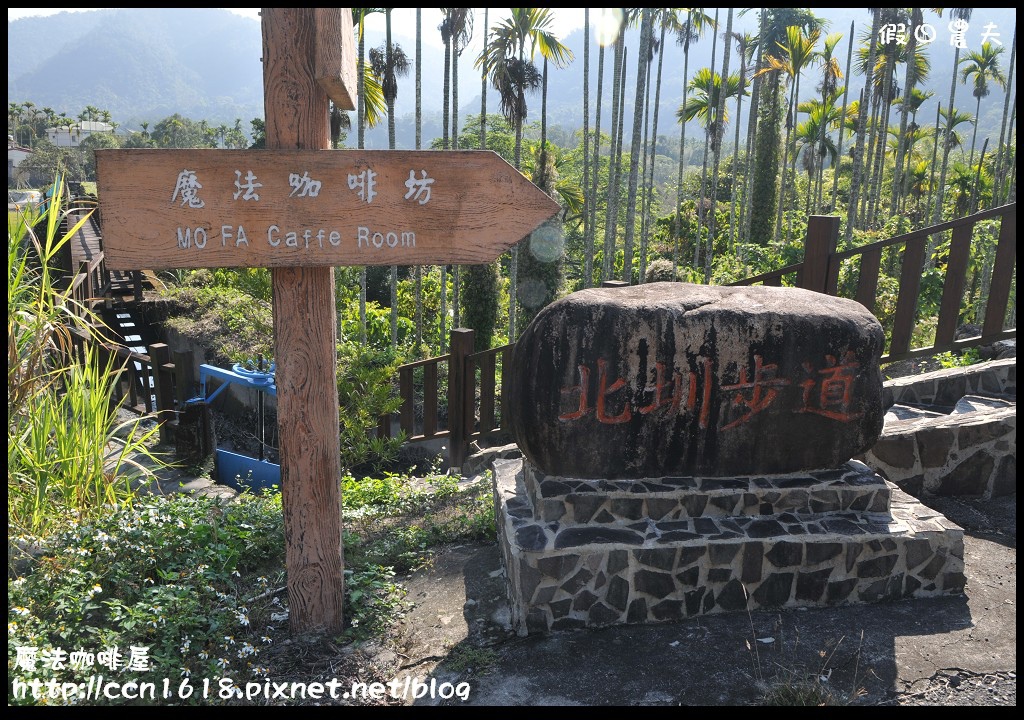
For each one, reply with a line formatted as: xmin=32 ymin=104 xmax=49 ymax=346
xmin=78 ymin=261 xmax=92 ymax=302
xmin=799 ymin=215 xmax=840 ymax=294
xmin=447 ymin=328 xmax=475 ymax=470
xmin=132 ymin=271 xmax=143 ymax=302
xmin=149 ymin=343 xmax=176 ymax=444
xmin=172 ymin=350 xmax=196 ymax=406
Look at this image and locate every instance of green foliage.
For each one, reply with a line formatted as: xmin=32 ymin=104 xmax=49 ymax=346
xmin=9 ymin=493 xmax=310 ymax=705
xmin=340 ymin=564 xmax=407 ymax=642
xmin=445 ymin=113 xmax=517 ymax=163
xmin=343 ymin=472 xmax=496 ymax=573
xmin=336 ymin=344 xmax=405 ymax=474
xmin=445 ymin=644 xmax=499 ymax=674
xmin=8 ymin=180 xmax=160 ymax=537
xmin=935 ymin=346 xmax=981 ymax=369
xmin=644 ymin=258 xmax=680 ymax=283
xmin=150 ymin=114 xmax=218 ymax=149
xmin=159 ymin=273 xmax=275 ymax=367
xmin=516 ymin=223 xmax=565 ymax=331
xmin=17 ymin=139 xmax=91 ymax=185
xmin=210 ymin=268 xmax=273 ymax=303
xmin=460 ymin=262 xmax=501 ymax=351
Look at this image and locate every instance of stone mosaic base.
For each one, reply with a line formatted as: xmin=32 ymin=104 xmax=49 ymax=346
xmin=495 ymin=459 xmax=966 ymax=635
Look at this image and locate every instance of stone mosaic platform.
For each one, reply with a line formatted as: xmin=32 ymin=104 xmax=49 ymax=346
xmin=495 ymin=458 xmax=966 ymax=635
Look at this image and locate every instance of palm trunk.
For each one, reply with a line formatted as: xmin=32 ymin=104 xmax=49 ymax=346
xmin=785 ymin=71 xmax=803 ymax=242
xmin=867 ymin=58 xmax=895 ymax=223
xmin=440 ymin=28 xmax=452 ymax=350
xmin=741 ymin=8 xmax=768 ymax=249
xmin=582 ymin=8 xmax=592 ymax=288
xmin=968 ymin=95 xmax=983 ymax=170
xmin=846 ymin=10 xmax=879 ymax=243
xmin=638 ymin=57 xmax=652 ymax=283
xmin=357 ymin=15 xmax=367 ymax=344
xmin=386 ymin=10 xmax=398 ymax=349
xmin=589 ymin=41 xmax=605 ymax=289
xmin=414 ymin=9 xmax=423 ymax=354
xmin=622 ymin=9 xmax=653 ymax=284
xmin=673 ymin=23 xmax=694 ymax=275
xmin=774 ymin=71 xmax=796 ymax=245
xmin=706 ymin=8 xmax=733 ymax=283
xmin=640 ymin=16 xmax=667 ymax=285
xmin=729 ymin=36 xmax=746 ymax=251
xmin=508 ymin=39 xmax=527 ymax=342
xmin=696 ymin=9 xmax=720 ymax=269
xmin=933 ymin=44 xmax=964 ymax=225
xmin=602 ymin=34 xmax=625 ymax=282
xmin=831 ymin=21 xmax=855 ymax=214
xmin=993 ymin=29 xmax=1016 ymax=205
xmin=924 ymin=101 xmax=943 ymax=269
xmin=451 ymin=33 xmax=460 ymax=330
xmin=860 ymin=58 xmax=884 ymax=226
xmin=891 ymin=11 xmax=922 ymax=216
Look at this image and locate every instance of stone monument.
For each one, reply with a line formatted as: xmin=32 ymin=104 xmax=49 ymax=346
xmin=495 ymin=282 xmax=965 ymax=634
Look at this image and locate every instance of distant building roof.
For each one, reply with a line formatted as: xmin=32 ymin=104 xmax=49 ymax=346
xmin=76 ymin=120 xmax=114 ymax=132
xmin=46 ymin=120 xmax=115 ymax=135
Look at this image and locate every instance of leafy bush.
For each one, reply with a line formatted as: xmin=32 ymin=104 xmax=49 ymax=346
xmin=9 ymin=491 xmax=410 ymax=705
xmin=159 ymin=277 xmax=275 ymax=367
xmin=336 ymin=343 xmax=405 ymax=474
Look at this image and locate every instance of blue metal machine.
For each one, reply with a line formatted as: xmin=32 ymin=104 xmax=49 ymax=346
xmin=186 ymin=359 xmax=280 ymax=492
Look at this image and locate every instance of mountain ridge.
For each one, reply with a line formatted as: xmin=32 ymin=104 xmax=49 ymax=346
xmin=9 ymin=8 xmax=1016 ymax=152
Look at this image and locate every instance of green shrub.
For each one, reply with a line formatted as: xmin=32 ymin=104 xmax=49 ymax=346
xmin=8 ymin=179 xmax=161 ymax=538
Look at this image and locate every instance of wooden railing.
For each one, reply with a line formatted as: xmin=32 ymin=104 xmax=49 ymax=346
xmin=386 ymin=204 xmax=1016 ymax=467
xmin=731 ymin=204 xmax=1016 ymax=363
xmin=66 ymin=326 xmax=179 ymax=444
xmin=61 ymin=249 xmax=179 ymax=444
xmin=69 ymin=252 xmax=110 ymax=320
xmin=381 ymin=328 xmax=513 ymax=469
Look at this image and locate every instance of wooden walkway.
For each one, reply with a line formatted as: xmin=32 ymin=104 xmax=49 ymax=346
xmin=64 ymin=203 xmax=150 ymax=299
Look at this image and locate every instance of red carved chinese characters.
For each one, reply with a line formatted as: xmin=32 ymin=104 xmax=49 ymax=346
xmin=721 ymin=354 xmax=791 ymax=430
xmin=596 ymin=358 xmax=631 ymax=424
xmin=638 ymin=362 xmax=682 ymax=415
xmin=557 ymin=359 xmax=634 ymax=424
xmin=558 ymin=364 xmax=592 ymax=421
xmin=797 ymin=351 xmax=863 ymax=422
xmin=557 ymin=351 xmax=863 ymax=429
xmin=558 ymin=357 xmax=713 ymax=426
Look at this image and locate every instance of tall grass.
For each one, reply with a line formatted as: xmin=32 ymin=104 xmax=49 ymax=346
xmin=8 ymin=180 xmax=161 ymax=538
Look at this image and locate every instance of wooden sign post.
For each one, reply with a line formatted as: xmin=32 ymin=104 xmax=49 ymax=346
xmin=94 ymin=8 xmax=559 ymax=635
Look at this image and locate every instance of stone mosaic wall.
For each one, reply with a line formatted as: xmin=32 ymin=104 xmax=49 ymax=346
xmin=883 ymin=358 xmax=1015 ymax=408
xmin=861 ymin=400 xmax=1015 ymax=499
xmin=863 ymin=358 xmax=1017 ymax=499
xmin=495 ymin=458 xmax=966 ymax=635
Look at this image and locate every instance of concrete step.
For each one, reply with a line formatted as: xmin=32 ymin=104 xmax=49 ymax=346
xmin=520 ymin=459 xmax=891 ymax=525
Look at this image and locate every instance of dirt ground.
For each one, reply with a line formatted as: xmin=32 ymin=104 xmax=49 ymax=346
xmin=115 ymin=383 xmax=1014 ymax=706
xmin=356 ymin=489 xmax=1013 ymax=707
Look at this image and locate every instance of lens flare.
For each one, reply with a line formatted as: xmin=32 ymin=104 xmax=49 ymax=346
xmin=529 ymin=223 xmax=564 ymax=263
xmin=595 ymin=8 xmax=624 ymax=47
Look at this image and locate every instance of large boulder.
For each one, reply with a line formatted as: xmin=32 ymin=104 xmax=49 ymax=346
xmin=505 ymin=282 xmax=886 ymax=478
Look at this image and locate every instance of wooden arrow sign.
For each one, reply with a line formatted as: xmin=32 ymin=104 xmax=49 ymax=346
xmin=94 ymin=148 xmax=561 ymax=270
